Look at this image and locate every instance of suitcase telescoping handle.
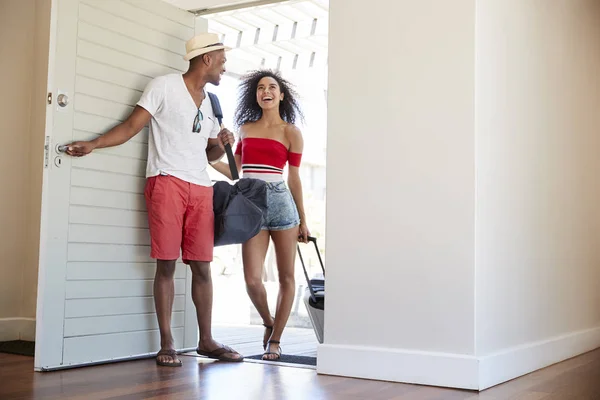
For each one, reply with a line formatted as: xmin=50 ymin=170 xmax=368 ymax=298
xmin=297 ymin=236 xmax=324 ymax=302
xmin=306 ymin=236 xmax=324 ymax=274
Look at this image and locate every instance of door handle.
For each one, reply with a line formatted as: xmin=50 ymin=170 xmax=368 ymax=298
xmin=57 ymin=94 xmax=69 ymax=107
xmin=56 ymin=144 xmax=68 ymax=153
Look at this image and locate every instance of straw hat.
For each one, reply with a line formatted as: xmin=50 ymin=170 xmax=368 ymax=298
xmin=184 ymin=33 xmax=231 ymax=61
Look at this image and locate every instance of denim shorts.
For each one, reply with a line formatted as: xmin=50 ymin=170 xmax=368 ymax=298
xmin=262 ymin=181 xmax=300 ymax=231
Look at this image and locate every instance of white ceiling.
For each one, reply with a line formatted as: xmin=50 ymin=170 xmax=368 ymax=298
xmin=161 ymin=0 xmax=328 ymax=74
xmin=198 ymin=0 xmax=329 ymax=74
xmin=162 ymin=0 xmax=261 ymax=12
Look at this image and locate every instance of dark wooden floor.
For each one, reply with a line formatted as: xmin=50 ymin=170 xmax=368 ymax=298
xmin=1 ymin=349 xmax=599 ymax=399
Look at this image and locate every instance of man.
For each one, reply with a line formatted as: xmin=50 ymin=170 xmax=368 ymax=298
xmin=66 ymin=33 xmax=242 ymax=366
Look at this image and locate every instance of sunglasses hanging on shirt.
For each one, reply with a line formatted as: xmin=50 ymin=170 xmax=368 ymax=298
xmin=193 ymin=108 xmax=204 ymax=133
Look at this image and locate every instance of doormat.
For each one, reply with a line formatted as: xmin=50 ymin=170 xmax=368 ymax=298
xmin=0 ymin=340 xmax=35 ymax=357
xmin=246 ymin=354 xmax=316 ymax=366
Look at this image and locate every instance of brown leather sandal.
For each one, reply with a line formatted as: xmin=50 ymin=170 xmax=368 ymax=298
xmin=196 ymin=344 xmax=244 ymax=362
xmin=156 ymin=349 xmax=182 ymax=367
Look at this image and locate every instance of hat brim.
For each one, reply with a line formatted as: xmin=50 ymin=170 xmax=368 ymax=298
xmin=184 ymin=45 xmax=232 ymax=61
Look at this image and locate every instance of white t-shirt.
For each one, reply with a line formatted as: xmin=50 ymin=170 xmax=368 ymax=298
xmin=137 ymin=73 xmax=220 ymax=187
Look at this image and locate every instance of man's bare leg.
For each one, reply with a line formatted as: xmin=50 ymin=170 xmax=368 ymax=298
xmin=154 ymin=259 xmax=180 ymax=365
xmin=189 ymin=261 xmax=243 ymax=361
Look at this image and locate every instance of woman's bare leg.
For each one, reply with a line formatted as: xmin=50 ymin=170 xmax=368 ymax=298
xmin=242 ymin=230 xmax=274 ymax=345
xmin=264 ymin=226 xmax=300 ymax=359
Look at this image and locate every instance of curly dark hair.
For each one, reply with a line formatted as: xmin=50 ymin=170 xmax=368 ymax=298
xmin=234 ymin=69 xmax=304 ymax=128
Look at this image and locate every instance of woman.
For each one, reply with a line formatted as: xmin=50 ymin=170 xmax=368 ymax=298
xmin=212 ymin=70 xmax=309 ymax=360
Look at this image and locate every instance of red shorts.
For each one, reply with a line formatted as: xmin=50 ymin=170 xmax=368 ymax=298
xmin=144 ymin=175 xmax=214 ymax=262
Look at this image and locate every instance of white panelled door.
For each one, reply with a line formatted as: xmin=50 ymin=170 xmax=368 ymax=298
xmin=35 ymin=0 xmax=202 ymax=370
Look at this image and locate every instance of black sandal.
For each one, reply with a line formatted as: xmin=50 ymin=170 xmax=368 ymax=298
xmin=156 ymin=349 xmax=182 ymax=367
xmin=263 ymin=322 xmax=274 ymax=350
xmin=196 ymin=344 xmax=244 ymax=362
xmin=262 ymin=340 xmax=282 ymax=361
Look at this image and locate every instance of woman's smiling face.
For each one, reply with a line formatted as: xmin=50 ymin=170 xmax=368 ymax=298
xmin=256 ymin=76 xmax=284 ymax=110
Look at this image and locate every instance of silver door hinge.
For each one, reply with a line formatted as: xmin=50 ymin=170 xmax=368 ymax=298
xmin=47 ymin=92 xmax=52 ymax=105
xmin=44 ymin=136 xmax=50 ymax=168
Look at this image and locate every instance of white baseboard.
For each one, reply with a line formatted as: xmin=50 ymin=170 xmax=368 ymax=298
xmin=0 ymin=318 xmax=36 ymax=342
xmin=317 ymin=344 xmax=480 ymax=390
xmin=478 ymin=326 xmax=600 ymax=390
xmin=318 ymin=326 xmax=600 ymax=391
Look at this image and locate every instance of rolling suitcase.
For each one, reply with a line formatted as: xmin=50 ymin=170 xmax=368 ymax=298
xmin=298 ymin=237 xmax=325 ymax=343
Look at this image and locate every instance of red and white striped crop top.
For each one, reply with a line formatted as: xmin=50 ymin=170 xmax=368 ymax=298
xmin=235 ymin=137 xmax=302 ymax=182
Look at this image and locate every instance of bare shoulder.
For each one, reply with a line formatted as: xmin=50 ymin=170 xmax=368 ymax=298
xmin=239 ymin=122 xmax=256 ymax=139
xmin=285 ymin=124 xmax=303 ymax=151
xmin=284 ymin=124 xmax=303 ymax=141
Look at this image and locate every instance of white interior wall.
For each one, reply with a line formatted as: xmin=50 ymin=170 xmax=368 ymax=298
xmin=320 ymin=0 xmax=600 ymax=391
xmin=319 ymin=0 xmax=478 ymax=390
xmin=475 ymin=0 xmax=600 ymax=388
xmin=0 ymin=0 xmax=50 ymax=341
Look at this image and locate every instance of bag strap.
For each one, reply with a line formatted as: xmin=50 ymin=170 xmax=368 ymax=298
xmin=208 ymin=91 xmax=239 ymax=181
